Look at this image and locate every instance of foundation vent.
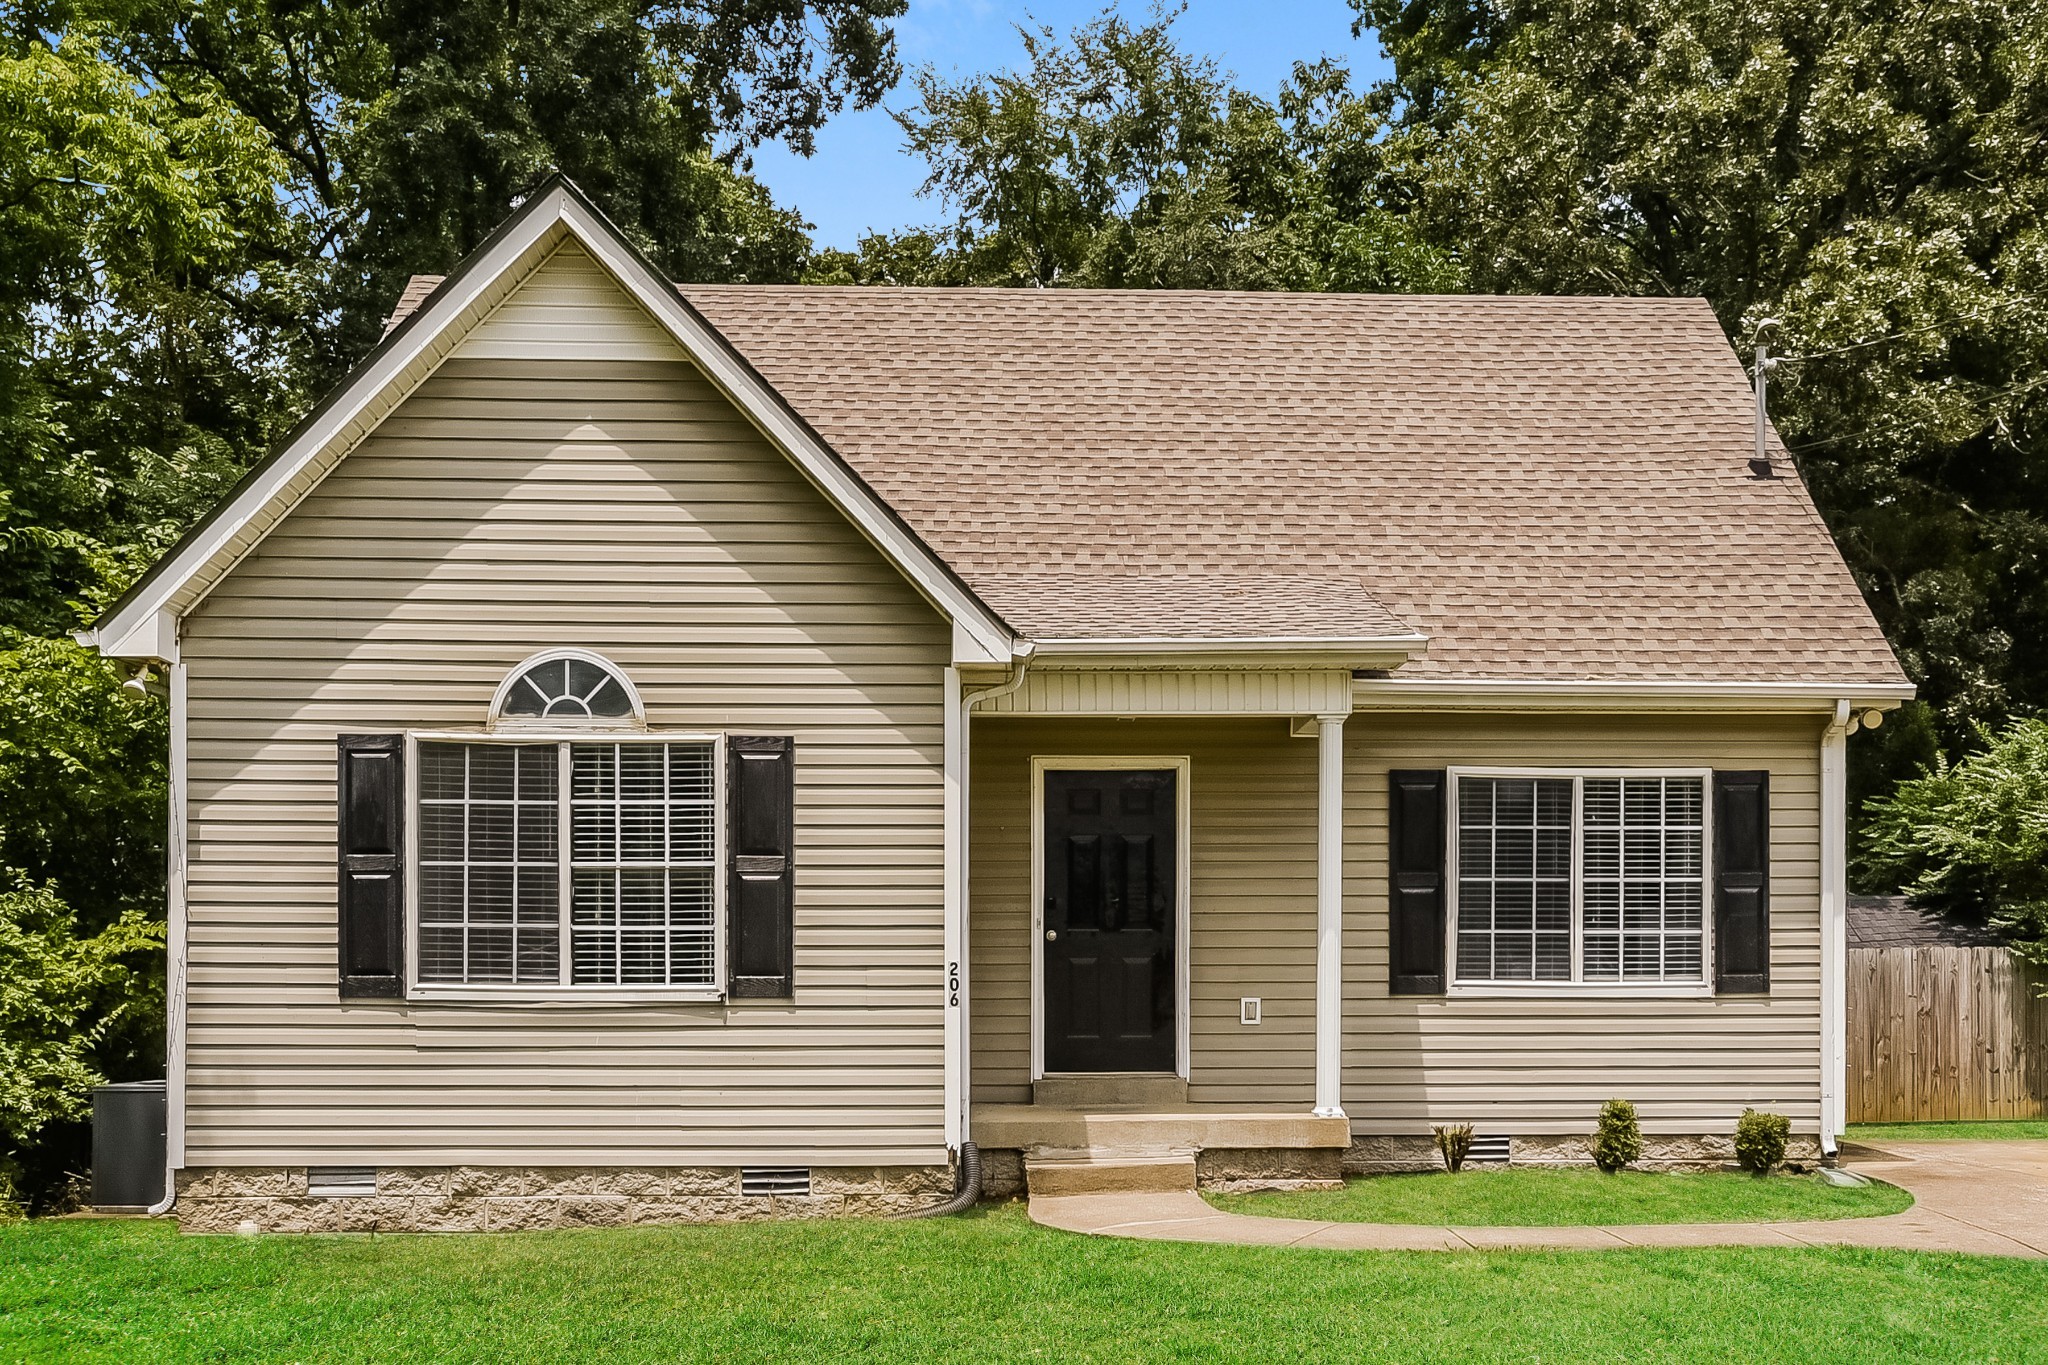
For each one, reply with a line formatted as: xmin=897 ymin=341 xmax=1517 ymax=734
xmin=1466 ymin=1135 xmax=1512 ymax=1165
xmin=307 ymin=1166 xmax=377 ymax=1198
xmin=741 ymin=1167 xmax=811 ymax=1197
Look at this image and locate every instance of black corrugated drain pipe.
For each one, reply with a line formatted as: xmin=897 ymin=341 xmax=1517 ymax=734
xmin=899 ymin=1141 xmax=980 ymax=1219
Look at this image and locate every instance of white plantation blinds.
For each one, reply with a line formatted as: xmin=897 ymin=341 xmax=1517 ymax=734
xmin=417 ymin=740 xmax=716 ymax=987
xmin=1581 ymin=778 xmax=1705 ymax=982
xmin=570 ymin=744 xmax=717 ymax=985
xmin=1453 ymin=773 xmax=1709 ymax=986
xmin=1456 ymin=777 xmax=1573 ymax=982
xmin=418 ymin=745 xmax=559 ymax=983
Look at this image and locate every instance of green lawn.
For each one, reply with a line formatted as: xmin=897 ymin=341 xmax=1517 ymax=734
xmin=1204 ymin=1167 xmax=1912 ymax=1226
xmin=6 ymin=1207 xmax=2044 ymax=1364
xmin=1847 ymin=1119 xmax=2048 ymax=1142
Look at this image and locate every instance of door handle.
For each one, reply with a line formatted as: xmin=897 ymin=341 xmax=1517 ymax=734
xmin=1045 ymin=929 xmax=1058 ymax=942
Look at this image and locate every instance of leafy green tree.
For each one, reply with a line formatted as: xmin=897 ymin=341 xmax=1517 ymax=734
xmin=1353 ymin=0 xmax=2048 ymax=826
xmin=96 ymin=0 xmax=905 ymax=354
xmin=0 ymin=882 xmax=163 ymax=1212
xmin=825 ymin=7 xmax=1458 ymax=291
xmin=1859 ymin=718 xmax=2048 ymax=962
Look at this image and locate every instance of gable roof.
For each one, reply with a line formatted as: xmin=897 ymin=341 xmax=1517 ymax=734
xmin=674 ymin=286 xmax=1907 ymax=686
xmin=83 ymin=178 xmax=1018 ymax=665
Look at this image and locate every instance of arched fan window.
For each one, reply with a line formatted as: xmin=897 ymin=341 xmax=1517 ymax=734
xmin=490 ymin=650 xmax=644 ymax=725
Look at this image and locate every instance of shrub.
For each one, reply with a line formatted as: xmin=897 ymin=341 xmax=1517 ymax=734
xmin=1593 ymin=1099 xmax=1642 ymax=1173
xmin=1858 ymin=718 xmax=2048 ymax=961
xmin=1734 ymin=1109 xmax=1791 ymax=1173
xmin=1433 ymin=1123 xmax=1475 ymax=1172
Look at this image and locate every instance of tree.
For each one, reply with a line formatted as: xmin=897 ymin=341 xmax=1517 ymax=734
xmin=95 ymin=0 xmax=905 ymax=355
xmin=817 ymin=6 xmax=1458 ymax=292
xmin=1859 ymin=717 xmax=2048 ymax=962
xmin=0 ymin=882 xmax=163 ymax=1212
xmin=1353 ymin=0 xmax=2048 ymax=830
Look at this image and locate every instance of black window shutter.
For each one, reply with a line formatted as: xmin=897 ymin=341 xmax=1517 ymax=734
xmin=1388 ymin=769 xmax=1448 ymax=995
xmin=728 ymin=735 xmax=795 ymax=998
xmin=1713 ymin=770 xmax=1771 ymax=994
xmin=336 ymin=734 xmax=405 ymax=999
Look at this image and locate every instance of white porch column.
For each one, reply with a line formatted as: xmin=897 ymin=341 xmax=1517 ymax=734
xmin=1314 ymin=712 xmax=1347 ymax=1118
xmin=1819 ymin=700 xmax=1851 ymax=1155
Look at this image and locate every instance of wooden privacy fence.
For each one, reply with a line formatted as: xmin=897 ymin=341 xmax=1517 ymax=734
xmin=1847 ymin=945 xmax=2048 ymax=1123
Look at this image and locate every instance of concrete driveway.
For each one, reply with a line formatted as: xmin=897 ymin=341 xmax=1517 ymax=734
xmin=1027 ymin=1140 xmax=2048 ymax=1257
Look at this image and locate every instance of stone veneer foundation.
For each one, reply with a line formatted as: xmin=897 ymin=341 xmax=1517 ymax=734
xmin=1344 ymin=1133 xmax=1825 ymax=1175
xmin=176 ymin=1165 xmax=956 ymax=1233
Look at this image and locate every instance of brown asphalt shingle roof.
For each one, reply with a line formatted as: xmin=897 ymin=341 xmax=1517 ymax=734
xmin=392 ymin=277 xmax=1905 ymax=683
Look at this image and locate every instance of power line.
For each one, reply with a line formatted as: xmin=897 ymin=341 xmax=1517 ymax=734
xmin=1771 ymin=299 xmax=2025 ymax=366
xmin=1784 ymin=370 xmax=2048 ymax=454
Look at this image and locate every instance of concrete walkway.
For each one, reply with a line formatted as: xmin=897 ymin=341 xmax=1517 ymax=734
xmin=1027 ymin=1140 xmax=2048 ymax=1258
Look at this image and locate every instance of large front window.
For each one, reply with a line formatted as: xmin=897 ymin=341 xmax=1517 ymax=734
xmin=418 ymin=739 xmax=718 ymax=987
xmin=1452 ymin=771 xmax=1708 ymax=986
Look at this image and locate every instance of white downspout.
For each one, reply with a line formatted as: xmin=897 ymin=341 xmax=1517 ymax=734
xmin=149 ymin=654 xmax=188 ymax=1216
xmin=943 ymin=657 xmax=1032 ymax=1153
xmin=1818 ymin=699 xmax=1851 ymax=1157
xmin=1313 ymin=713 xmax=1348 ymax=1118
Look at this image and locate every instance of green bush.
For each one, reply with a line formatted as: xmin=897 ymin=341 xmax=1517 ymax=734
xmin=1433 ymin=1123 xmax=1475 ymax=1173
xmin=1858 ymin=718 xmax=2048 ymax=961
xmin=1734 ymin=1109 xmax=1791 ymax=1173
xmin=1593 ymin=1099 xmax=1642 ymax=1173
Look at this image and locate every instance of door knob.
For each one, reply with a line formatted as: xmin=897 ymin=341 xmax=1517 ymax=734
xmin=1045 ymin=929 xmax=1058 ymax=941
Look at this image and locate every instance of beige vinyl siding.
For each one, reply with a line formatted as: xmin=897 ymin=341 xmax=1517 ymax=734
xmin=179 ymin=246 xmax=951 ymax=1167
xmin=970 ymin=718 xmax=1319 ymax=1106
xmin=1342 ymin=712 xmax=1824 ymax=1135
xmin=968 ymin=711 xmax=1824 ymax=1134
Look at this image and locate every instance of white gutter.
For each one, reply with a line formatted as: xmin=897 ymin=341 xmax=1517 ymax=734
xmin=148 ymin=656 xmax=188 ymax=1216
xmin=1354 ymin=678 xmax=1914 ymax=712
xmin=941 ymin=656 xmax=1033 ymax=1153
xmin=1818 ymin=699 xmax=1851 ymax=1156
xmin=1029 ymin=634 xmax=1429 ymax=654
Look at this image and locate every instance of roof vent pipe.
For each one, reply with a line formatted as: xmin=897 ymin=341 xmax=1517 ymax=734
xmin=1750 ymin=318 xmax=1782 ymax=479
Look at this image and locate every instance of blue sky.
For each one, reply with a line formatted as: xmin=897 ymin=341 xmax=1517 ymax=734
xmin=748 ymin=1 xmax=1393 ymax=250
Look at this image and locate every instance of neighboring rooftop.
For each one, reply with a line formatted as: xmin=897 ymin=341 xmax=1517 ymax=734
xmin=1847 ymin=895 xmax=2009 ymax=950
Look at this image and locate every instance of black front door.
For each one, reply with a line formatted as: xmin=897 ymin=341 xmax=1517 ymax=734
xmin=1043 ymin=767 xmax=1177 ymax=1073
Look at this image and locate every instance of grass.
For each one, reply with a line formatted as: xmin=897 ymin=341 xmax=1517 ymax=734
xmin=1204 ymin=1167 xmax=1912 ymax=1227
xmin=4 ymin=1208 xmax=2046 ymax=1364
xmin=1847 ymin=1118 xmax=2048 ymax=1142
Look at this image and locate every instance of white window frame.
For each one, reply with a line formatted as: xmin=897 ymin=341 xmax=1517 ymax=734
xmin=404 ymin=730 xmax=727 ymax=1003
xmin=1446 ymin=766 xmax=1714 ymax=1000
xmin=487 ymin=648 xmax=647 ymax=730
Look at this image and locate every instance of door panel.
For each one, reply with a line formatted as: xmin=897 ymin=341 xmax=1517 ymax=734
xmin=1044 ymin=767 xmax=1178 ymax=1073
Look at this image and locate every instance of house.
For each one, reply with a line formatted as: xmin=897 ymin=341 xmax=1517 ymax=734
xmin=82 ymin=178 xmax=1912 ymax=1232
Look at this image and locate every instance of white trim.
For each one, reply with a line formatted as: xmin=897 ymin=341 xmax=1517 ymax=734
xmin=87 ymin=182 xmax=1016 ymax=665
xmin=151 ymin=657 xmax=188 ymax=1215
xmin=1355 ymin=678 xmax=1914 ymax=712
xmin=1444 ymin=765 xmax=1715 ymax=998
xmin=1030 ymin=635 xmax=1428 ymax=653
xmin=402 ymin=729 xmax=727 ymax=1001
xmin=487 ymin=648 xmax=646 ymax=727
xmin=1312 ymin=713 xmax=1346 ymax=1118
xmin=942 ymin=666 xmax=966 ymax=1150
xmin=1028 ymin=755 xmax=1193 ymax=1082
xmin=1819 ymin=700 xmax=1851 ymax=1154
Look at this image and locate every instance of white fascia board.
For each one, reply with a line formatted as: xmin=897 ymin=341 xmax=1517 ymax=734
xmin=555 ymin=196 xmax=1016 ymax=664
xmin=1352 ymin=677 xmax=1917 ymax=712
xmin=82 ymin=609 xmax=179 ymax=664
xmin=91 ymin=182 xmax=1017 ymax=665
xmin=1031 ymin=633 xmax=1428 ymax=654
xmin=1023 ymin=636 xmax=1427 ymax=672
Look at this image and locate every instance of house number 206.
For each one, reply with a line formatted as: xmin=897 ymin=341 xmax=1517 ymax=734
xmin=947 ymin=961 xmax=960 ymax=1007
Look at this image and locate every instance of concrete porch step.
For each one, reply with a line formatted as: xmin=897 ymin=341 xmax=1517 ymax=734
xmin=1033 ymin=1072 xmax=1189 ymax=1110
xmin=1025 ymin=1153 xmax=1198 ymax=1196
xmin=975 ymin=1104 xmax=1351 ymax=1156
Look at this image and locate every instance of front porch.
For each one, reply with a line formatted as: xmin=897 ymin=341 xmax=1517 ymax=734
xmin=960 ymin=676 xmax=1360 ymax=1194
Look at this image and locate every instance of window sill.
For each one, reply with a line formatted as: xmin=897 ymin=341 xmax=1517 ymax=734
xmin=406 ymin=985 xmax=726 ymax=1006
xmin=1446 ymin=982 xmax=1715 ymax=1001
